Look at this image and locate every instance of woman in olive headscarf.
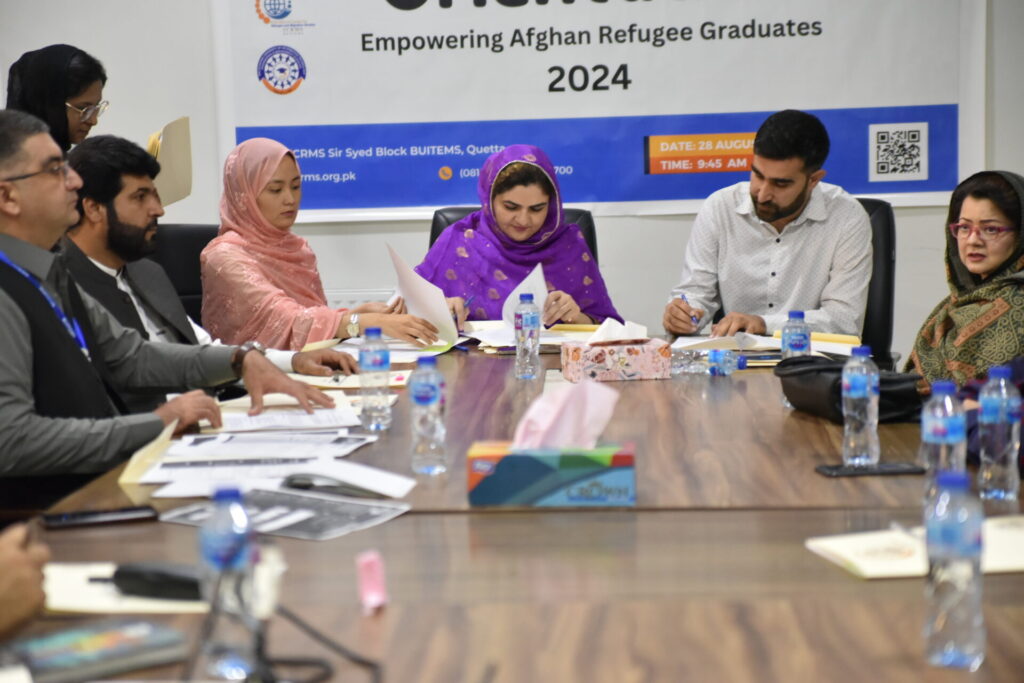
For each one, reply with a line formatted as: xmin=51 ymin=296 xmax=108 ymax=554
xmin=6 ymin=44 xmax=108 ymax=152
xmin=908 ymin=170 xmax=1024 ymax=387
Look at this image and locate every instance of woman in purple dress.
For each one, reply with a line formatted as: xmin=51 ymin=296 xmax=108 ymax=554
xmin=416 ymin=144 xmax=622 ymax=326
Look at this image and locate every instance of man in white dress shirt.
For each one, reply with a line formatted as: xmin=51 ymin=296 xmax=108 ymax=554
xmin=663 ymin=109 xmax=872 ymax=337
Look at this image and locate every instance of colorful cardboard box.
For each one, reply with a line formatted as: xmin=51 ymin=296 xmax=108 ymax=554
xmin=467 ymin=441 xmax=636 ymax=508
xmin=561 ymin=339 xmax=671 ymax=382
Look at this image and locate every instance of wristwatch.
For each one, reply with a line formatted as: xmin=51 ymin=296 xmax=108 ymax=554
xmin=230 ymin=340 xmax=266 ymax=376
xmin=346 ymin=313 xmax=361 ymax=339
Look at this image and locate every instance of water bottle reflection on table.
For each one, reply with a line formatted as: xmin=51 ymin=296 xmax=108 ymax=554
xmin=924 ymin=470 xmax=985 ymax=672
xmin=977 ymin=365 xmax=1021 ymax=501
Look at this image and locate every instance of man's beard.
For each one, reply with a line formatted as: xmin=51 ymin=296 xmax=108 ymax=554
xmin=106 ymin=203 xmax=157 ymax=262
xmin=752 ymin=177 xmax=811 ymax=224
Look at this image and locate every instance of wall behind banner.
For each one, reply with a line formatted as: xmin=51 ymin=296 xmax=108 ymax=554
xmin=1 ymin=0 xmax=1022 ymax=364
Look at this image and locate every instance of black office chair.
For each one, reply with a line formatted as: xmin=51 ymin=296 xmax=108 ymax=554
xmin=856 ymin=197 xmax=897 ymax=370
xmin=429 ymin=207 xmax=599 ymax=263
xmin=151 ymin=223 xmax=219 ymax=327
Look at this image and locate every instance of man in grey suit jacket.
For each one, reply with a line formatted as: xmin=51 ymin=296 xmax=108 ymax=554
xmin=63 ymin=135 xmax=356 ymax=412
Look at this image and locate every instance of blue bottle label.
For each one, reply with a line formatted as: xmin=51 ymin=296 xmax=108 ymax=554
xmin=410 ymin=380 xmax=439 ymax=406
xmin=842 ymin=374 xmax=869 ymax=399
xmin=783 ymin=331 xmax=809 ymax=353
xmin=359 ymin=348 xmax=390 ymax=370
xmin=922 ymin=413 xmax=966 ymax=444
xmin=981 ymin=395 xmax=1023 ymax=423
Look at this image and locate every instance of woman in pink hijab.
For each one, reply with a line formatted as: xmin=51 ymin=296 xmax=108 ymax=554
xmin=201 ymin=138 xmax=438 ymax=350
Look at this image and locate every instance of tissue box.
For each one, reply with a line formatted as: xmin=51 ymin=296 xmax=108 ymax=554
xmin=467 ymin=441 xmax=635 ymax=507
xmin=561 ymin=339 xmax=671 ymax=382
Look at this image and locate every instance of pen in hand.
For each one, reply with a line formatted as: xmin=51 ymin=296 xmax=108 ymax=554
xmin=678 ymin=294 xmax=700 ymax=326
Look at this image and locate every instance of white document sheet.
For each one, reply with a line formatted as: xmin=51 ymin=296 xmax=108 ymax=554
xmin=388 ymin=244 xmax=458 ymax=347
xmin=501 ymin=262 xmax=548 ymax=326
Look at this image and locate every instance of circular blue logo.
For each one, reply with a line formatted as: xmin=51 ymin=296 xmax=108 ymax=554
xmin=257 ymin=45 xmax=306 ymax=94
xmin=262 ymin=0 xmax=292 ymax=20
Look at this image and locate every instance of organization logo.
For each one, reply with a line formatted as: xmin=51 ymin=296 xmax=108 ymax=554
xmin=257 ymin=45 xmax=306 ymax=94
xmin=256 ymin=0 xmax=292 ymax=23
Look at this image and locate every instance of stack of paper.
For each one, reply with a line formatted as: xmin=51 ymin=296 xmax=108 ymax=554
xmin=118 ymin=392 xmax=416 ymax=501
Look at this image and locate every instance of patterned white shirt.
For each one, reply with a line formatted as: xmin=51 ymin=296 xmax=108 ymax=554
xmin=670 ymin=181 xmax=872 ymax=335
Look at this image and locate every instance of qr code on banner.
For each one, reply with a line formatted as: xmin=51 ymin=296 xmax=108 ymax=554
xmin=869 ymin=122 xmax=929 ymax=182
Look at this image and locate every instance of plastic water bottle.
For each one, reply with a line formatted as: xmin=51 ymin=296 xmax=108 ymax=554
xmin=514 ymin=293 xmax=541 ymax=380
xmin=924 ymin=470 xmax=985 ymax=672
xmin=707 ymin=349 xmax=748 ymax=376
xmin=919 ymin=380 xmax=967 ymax=503
xmin=359 ymin=327 xmax=392 ymax=431
xmin=841 ymin=345 xmax=880 ymax=467
xmin=781 ymin=310 xmax=811 ymax=359
xmin=977 ymin=365 xmax=1021 ymax=501
xmin=409 ymin=356 xmax=447 ymax=475
xmin=197 ymin=487 xmax=258 ymax=681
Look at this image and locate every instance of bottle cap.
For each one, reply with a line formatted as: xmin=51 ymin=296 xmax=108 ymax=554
xmin=364 ymin=327 xmax=382 ymax=339
xmin=737 ymin=355 xmax=748 ymax=370
xmin=519 ymin=293 xmax=534 ymax=303
xmin=417 ymin=356 xmax=437 ymax=367
xmin=212 ymin=487 xmax=243 ymax=502
xmin=788 ymin=310 xmax=805 ymax=320
xmin=935 ymin=470 xmax=970 ymax=491
xmin=989 ymin=365 xmax=1012 ymax=381
xmin=852 ymin=346 xmax=871 ymax=358
xmin=931 ymin=380 xmax=956 ymax=396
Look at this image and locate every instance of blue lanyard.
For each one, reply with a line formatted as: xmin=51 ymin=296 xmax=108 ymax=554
xmin=0 ymin=249 xmax=90 ymax=359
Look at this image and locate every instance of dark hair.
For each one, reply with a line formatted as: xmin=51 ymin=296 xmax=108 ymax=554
xmin=0 ymin=109 xmax=49 ymax=174
xmin=753 ymin=109 xmax=830 ymax=173
xmin=65 ymin=50 xmax=107 ymax=99
xmin=68 ymin=135 xmax=160 ymax=218
xmin=5 ymin=44 xmax=106 ymax=152
xmin=492 ymin=161 xmax=555 ymax=199
xmin=946 ymin=171 xmax=1021 ymax=231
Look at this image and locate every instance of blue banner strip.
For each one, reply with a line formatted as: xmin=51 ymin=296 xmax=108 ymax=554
xmin=238 ymin=104 xmax=956 ymax=210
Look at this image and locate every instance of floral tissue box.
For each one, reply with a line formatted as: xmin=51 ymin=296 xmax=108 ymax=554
xmin=561 ymin=339 xmax=671 ymax=382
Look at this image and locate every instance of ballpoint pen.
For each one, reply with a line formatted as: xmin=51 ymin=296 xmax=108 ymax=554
xmin=678 ymin=294 xmax=700 ymax=326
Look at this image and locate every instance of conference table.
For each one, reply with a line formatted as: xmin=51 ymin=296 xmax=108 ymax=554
xmin=40 ymin=351 xmax=1024 ymax=682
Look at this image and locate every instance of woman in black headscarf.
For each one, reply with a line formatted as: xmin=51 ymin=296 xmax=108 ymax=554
xmin=6 ymin=44 xmax=108 ymax=152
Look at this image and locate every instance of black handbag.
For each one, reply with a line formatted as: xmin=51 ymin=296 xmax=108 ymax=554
xmin=773 ymin=356 xmax=924 ymax=424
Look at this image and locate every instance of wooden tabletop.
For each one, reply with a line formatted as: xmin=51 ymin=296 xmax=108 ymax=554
xmin=39 ymin=506 xmax=1024 ymax=682
xmin=38 ymin=349 xmax=1024 ymax=681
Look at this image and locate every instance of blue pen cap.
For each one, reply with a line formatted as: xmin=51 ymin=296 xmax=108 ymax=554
xmin=989 ymin=365 xmax=1012 ymax=381
xmin=519 ymin=293 xmax=534 ymax=303
xmin=935 ymin=470 xmax=970 ymax=491
xmin=852 ymin=346 xmax=871 ymax=358
xmin=417 ymin=356 xmax=437 ymax=368
xmin=364 ymin=327 xmax=382 ymax=339
xmin=788 ymin=310 xmax=805 ymax=320
xmin=931 ymin=380 xmax=956 ymax=396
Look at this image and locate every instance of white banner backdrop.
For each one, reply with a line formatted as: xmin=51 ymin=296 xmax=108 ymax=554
xmin=212 ymin=0 xmax=984 ymax=220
